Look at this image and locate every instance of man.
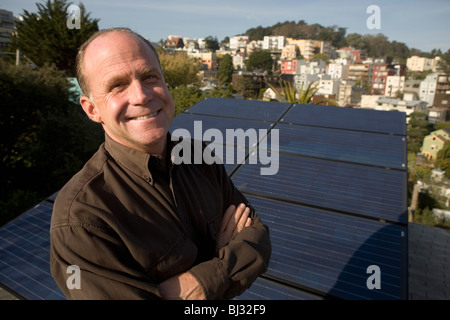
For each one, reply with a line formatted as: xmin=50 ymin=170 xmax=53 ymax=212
xmin=50 ymin=28 xmax=271 ymax=300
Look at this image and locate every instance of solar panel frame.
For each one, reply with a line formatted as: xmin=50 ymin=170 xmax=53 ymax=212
xmin=272 ymin=123 xmax=407 ymax=169
xmin=280 ymin=103 xmax=407 ymax=135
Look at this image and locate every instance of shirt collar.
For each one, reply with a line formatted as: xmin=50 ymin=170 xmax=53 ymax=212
xmin=104 ymin=133 xmax=175 ymax=179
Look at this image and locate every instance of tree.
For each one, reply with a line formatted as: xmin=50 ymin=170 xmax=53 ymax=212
xmin=386 ymin=41 xmax=410 ymax=62
xmin=217 ymin=54 xmax=233 ymax=83
xmin=438 ymin=49 xmax=450 ymax=74
xmin=267 ymin=80 xmax=339 ymax=105
xmin=345 ymin=33 xmax=369 ymax=51
xmin=10 ymin=0 xmax=99 ymax=76
xmin=317 ymin=25 xmax=347 ymax=48
xmin=0 ymin=60 xmax=103 ymax=225
xmin=407 ymin=112 xmax=432 ymax=153
xmin=170 ymin=84 xmax=233 ymax=116
xmin=435 ymin=141 xmax=450 ymax=178
xmin=433 ymin=121 xmax=450 ymax=131
xmin=245 ymin=26 xmax=271 ymax=41
xmin=169 ymin=85 xmax=205 ymax=115
xmin=365 ymin=34 xmax=390 ymax=58
xmin=245 ymin=50 xmax=273 ymax=73
xmin=207 ymin=85 xmax=233 ymax=99
xmin=204 ymin=36 xmax=219 ymax=52
xmin=236 ymin=77 xmax=257 ymax=99
xmin=312 ymin=53 xmax=329 ymax=64
xmin=244 ymin=20 xmax=346 ymax=48
xmin=221 ymin=36 xmax=230 ymax=45
xmin=158 ymin=51 xmax=201 ymax=88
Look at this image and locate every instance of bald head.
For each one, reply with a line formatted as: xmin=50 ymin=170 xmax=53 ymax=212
xmin=76 ymin=28 xmax=160 ymax=96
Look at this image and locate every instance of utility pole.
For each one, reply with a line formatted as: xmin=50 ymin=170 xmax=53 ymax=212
xmin=409 ymin=183 xmax=420 ymax=222
xmin=15 ymin=49 xmax=20 ymax=66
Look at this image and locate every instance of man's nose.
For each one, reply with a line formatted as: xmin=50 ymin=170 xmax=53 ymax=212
xmin=129 ymin=80 xmax=152 ymax=105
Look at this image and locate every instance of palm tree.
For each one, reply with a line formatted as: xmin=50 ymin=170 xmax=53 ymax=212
xmin=267 ymin=80 xmax=339 ymax=106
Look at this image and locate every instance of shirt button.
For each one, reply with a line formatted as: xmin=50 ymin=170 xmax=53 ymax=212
xmin=145 ymin=176 xmax=151 ymax=183
xmin=150 ymin=157 xmax=160 ymax=166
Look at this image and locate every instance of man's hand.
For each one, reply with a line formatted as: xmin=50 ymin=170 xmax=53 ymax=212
xmin=158 ymin=272 xmax=205 ymax=300
xmin=216 ymin=203 xmax=252 ymax=253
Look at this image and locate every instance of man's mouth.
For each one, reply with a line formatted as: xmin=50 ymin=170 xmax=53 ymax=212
xmin=129 ymin=110 xmax=159 ymax=120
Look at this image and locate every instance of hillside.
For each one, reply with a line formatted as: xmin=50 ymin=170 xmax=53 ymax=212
xmin=242 ymin=20 xmax=442 ymax=61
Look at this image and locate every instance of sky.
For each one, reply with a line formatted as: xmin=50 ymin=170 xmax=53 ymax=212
xmin=1 ymin=0 xmax=449 ymax=53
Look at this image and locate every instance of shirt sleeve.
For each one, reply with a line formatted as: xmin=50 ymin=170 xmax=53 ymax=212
xmin=187 ymin=162 xmax=272 ymax=300
xmin=50 ymin=223 xmax=161 ymax=300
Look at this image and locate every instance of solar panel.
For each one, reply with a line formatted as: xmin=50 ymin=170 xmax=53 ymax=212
xmin=280 ymin=104 xmax=407 ymax=135
xmin=0 ymin=97 xmax=408 ymax=300
xmin=233 ymin=153 xmax=407 ymax=224
xmin=186 ymin=97 xmax=292 ymax=122
xmin=235 ymin=276 xmax=323 ymax=300
xmin=0 ymin=199 xmax=65 ymax=300
xmin=170 ymin=113 xmax=275 ymax=149
xmin=244 ymin=195 xmax=408 ymax=300
xmin=274 ymin=123 xmax=406 ymax=169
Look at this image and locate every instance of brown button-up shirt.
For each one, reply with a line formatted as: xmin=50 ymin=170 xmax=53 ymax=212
xmin=50 ymin=134 xmax=271 ymax=299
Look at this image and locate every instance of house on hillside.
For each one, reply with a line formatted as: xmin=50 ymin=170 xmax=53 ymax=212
xmin=164 ymin=35 xmax=184 ymax=49
xmin=419 ymin=73 xmax=450 ymax=108
xmin=421 ymin=127 xmax=450 ymax=161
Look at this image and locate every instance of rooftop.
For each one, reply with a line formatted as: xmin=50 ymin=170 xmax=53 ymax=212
xmin=1 ymin=220 xmax=448 ymax=300
xmin=0 ymin=98 xmax=448 ymax=300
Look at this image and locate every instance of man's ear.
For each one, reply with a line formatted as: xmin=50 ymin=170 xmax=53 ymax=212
xmin=80 ymin=95 xmax=102 ymax=123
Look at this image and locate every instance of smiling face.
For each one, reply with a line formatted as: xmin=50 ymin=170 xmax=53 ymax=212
xmin=80 ymin=31 xmax=175 ymax=155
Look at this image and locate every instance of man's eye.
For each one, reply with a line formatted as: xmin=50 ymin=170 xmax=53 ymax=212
xmin=110 ymin=83 xmax=125 ymax=91
xmin=143 ymin=74 xmax=157 ymax=82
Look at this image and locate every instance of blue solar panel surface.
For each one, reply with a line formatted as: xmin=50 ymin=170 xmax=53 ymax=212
xmin=178 ymin=98 xmax=408 ymax=299
xmin=170 ymin=113 xmax=274 ymax=148
xmin=240 ymin=195 xmax=407 ymax=299
xmin=274 ymin=123 xmax=406 ymax=169
xmin=232 ymin=154 xmax=407 ymax=224
xmin=0 ymin=198 xmax=64 ymax=300
xmin=0 ymin=97 xmax=408 ymax=300
xmin=187 ymin=97 xmax=291 ymax=122
xmin=235 ymin=276 xmax=324 ymax=300
xmin=280 ymin=103 xmax=407 ymax=135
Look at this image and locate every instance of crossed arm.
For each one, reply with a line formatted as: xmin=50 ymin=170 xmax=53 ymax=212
xmin=158 ymin=203 xmax=252 ymax=300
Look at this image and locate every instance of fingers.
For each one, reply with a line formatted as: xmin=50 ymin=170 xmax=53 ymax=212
xmin=217 ymin=203 xmax=252 ymax=251
xmin=232 ymin=204 xmax=251 ymax=239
